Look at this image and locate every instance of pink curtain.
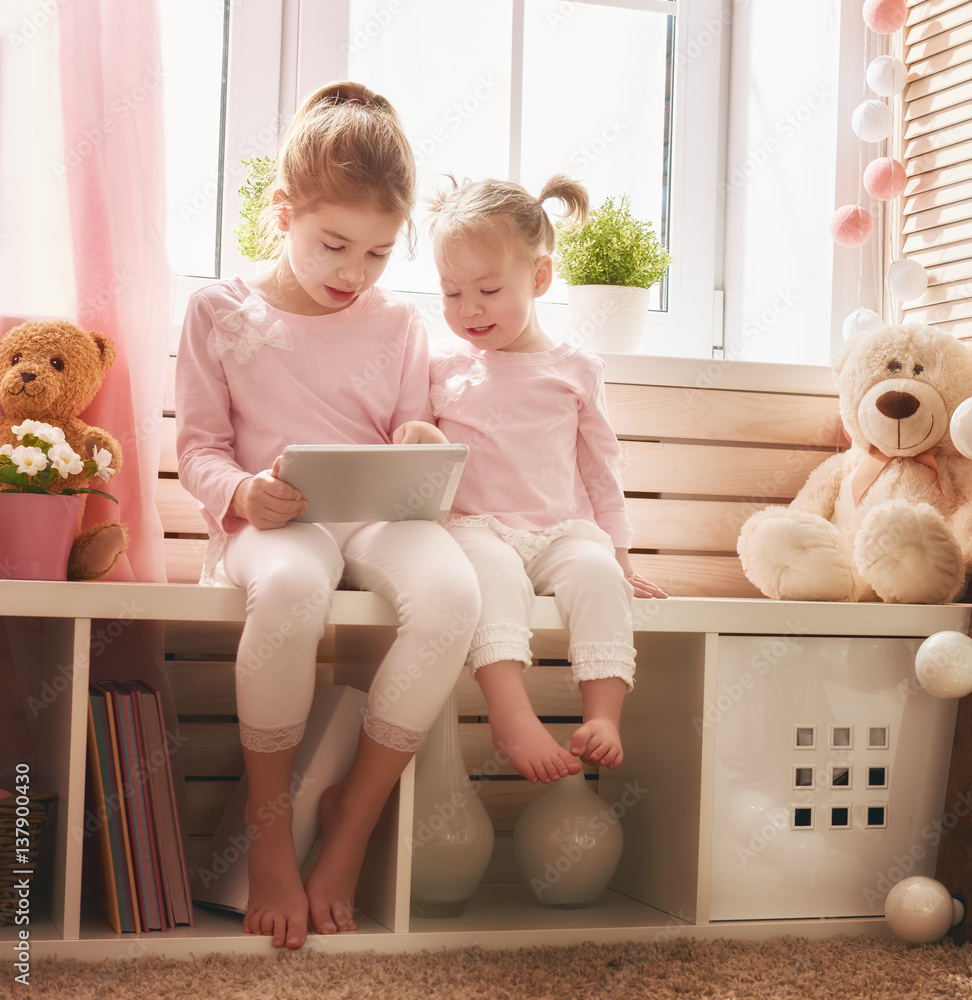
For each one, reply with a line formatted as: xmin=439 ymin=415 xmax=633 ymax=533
xmin=54 ymin=2 xmax=187 ymax=808
xmin=57 ymin=0 xmax=169 ymax=584
xmin=1 ymin=1 xmax=174 ymax=777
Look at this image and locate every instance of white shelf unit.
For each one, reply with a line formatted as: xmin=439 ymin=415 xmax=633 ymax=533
xmin=0 ymin=579 xmax=968 ymax=959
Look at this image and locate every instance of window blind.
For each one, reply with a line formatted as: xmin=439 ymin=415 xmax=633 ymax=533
xmin=897 ymin=0 xmax=972 ymax=338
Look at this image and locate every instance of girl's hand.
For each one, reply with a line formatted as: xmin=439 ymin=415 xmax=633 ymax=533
xmin=615 ymin=548 xmax=668 ymax=599
xmin=393 ymin=420 xmax=449 ymax=445
xmin=628 ymin=572 xmax=668 ymax=599
xmin=231 ymin=456 xmax=307 ymax=529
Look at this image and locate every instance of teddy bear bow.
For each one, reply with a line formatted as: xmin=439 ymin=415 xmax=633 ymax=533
xmin=851 ymin=446 xmax=954 ymax=506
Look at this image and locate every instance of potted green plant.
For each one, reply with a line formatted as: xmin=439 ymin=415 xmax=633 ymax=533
xmin=555 ymin=195 xmax=672 ymax=353
xmin=232 ymin=156 xmax=279 ymax=262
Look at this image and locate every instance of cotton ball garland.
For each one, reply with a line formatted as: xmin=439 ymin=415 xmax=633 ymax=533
xmin=914 ymin=631 xmax=972 ymax=699
xmin=829 ymin=205 xmax=873 ymax=248
xmin=885 ymin=876 xmax=965 ymax=944
xmin=863 ymin=0 xmax=908 ymax=34
xmin=867 ymin=55 xmax=908 ymax=96
xmin=852 ymin=100 xmax=893 ymax=142
xmin=842 ymin=307 xmax=883 ymax=340
xmin=950 ymin=396 xmax=972 ymax=460
xmin=886 ymin=258 xmax=928 ymax=301
xmin=863 ymin=158 xmax=907 ymax=200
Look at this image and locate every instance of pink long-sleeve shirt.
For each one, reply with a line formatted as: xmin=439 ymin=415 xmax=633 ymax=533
xmin=176 ymin=277 xmax=433 ymax=536
xmin=430 ymin=342 xmax=632 ymax=549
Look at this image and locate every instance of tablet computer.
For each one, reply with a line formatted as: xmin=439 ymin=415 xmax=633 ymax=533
xmin=279 ymin=443 xmax=469 ymax=523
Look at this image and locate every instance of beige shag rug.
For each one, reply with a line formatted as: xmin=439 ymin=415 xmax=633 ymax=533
xmin=5 ymin=936 xmax=972 ymax=1000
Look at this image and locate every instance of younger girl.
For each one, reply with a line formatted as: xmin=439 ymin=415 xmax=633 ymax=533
xmin=176 ymin=83 xmax=479 ymax=949
xmin=424 ymin=175 xmax=667 ymax=784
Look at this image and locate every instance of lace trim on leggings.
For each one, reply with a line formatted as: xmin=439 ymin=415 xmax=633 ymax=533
xmin=362 ymin=709 xmax=426 ymax=753
xmin=239 ymin=718 xmax=306 ymax=753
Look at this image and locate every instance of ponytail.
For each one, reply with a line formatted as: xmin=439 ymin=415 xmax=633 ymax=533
xmin=538 ymin=174 xmax=588 ymax=230
xmin=427 ymin=173 xmax=590 ymax=259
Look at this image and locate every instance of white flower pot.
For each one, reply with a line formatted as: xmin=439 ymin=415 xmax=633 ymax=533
xmin=566 ymin=284 xmax=651 ymax=353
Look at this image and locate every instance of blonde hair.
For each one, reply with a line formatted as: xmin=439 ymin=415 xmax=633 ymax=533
xmin=258 ymin=81 xmax=416 ymax=257
xmin=426 ymin=174 xmax=588 ymax=261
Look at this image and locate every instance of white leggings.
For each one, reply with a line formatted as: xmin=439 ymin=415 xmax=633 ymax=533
xmin=447 ymin=526 xmax=636 ymax=689
xmin=223 ymin=520 xmax=480 ymax=753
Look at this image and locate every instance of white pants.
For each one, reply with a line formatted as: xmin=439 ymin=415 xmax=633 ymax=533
xmin=223 ymin=520 xmax=480 ymax=752
xmin=447 ymin=526 xmax=636 ymax=689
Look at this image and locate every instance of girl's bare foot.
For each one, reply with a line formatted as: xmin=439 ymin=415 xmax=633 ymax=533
xmin=242 ymin=804 xmax=309 ymax=950
xmin=303 ymin=783 xmax=362 ymax=934
xmin=570 ymin=717 xmax=623 ymax=768
xmin=490 ymin=706 xmax=582 ymax=783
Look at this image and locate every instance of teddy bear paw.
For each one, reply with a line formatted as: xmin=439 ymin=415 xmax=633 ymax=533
xmin=855 ymin=502 xmax=964 ymax=604
xmin=738 ymin=509 xmax=858 ymax=601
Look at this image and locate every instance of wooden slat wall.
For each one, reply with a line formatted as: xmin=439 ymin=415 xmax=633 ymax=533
xmin=899 ymin=0 xmax=972 ymax=337
xmin=161 ymin=355 xmax=841 ymax=847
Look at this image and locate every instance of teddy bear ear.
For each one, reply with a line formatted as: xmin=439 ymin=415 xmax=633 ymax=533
xmin=87 ymin=330 xmax=116 ymax=371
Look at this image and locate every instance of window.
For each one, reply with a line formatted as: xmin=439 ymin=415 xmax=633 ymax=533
xmin=346 ymin=1 xmax=676 ymax=314
xmin=161 ymin=1 xmax=869 ymax=363
xmin=161 ymin=0 xmax=723 ymax=356
xmin=160 ymin=0 xmax=228 ymax=281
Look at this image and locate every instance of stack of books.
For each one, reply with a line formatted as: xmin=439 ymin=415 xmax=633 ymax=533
xmin=86 ymin=680 xmax=193 ymax=933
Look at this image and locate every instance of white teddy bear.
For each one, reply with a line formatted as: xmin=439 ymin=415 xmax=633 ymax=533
xmin=738 ymin=323 xmax=972 ymax=604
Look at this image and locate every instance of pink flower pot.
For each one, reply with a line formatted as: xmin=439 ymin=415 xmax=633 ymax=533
xmin=0 ymin=492 xmax=83 ymax=580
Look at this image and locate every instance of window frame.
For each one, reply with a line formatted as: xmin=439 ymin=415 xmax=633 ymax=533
xmin=172 ymin=0 xmax=728 ymax=359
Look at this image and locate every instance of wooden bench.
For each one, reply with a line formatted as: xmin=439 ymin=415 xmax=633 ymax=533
xmin=2 ymin=352 xmax=968 ymax=959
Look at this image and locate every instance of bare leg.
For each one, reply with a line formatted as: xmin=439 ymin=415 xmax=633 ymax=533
xmin=304 ymin=730 xmax=412 ymax=934
xmin=241 ymin=744 xmax=309 ymax=950
xmin=571 ymin=678 xmax=627 ymax=768
xmin=477 ymin=660 xmax=582 ymax=783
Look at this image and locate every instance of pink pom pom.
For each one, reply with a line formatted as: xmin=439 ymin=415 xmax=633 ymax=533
xmin=863 ymin=158 xmax=907 ymax=200
xmin=863 ymin=0 xmax=907 ymax=34
xmin=830 ymin=205 xmax=873 ymax=248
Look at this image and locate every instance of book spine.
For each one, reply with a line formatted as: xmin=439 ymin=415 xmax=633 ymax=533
xmin=99 ymin=685 xmax=142 ymax=934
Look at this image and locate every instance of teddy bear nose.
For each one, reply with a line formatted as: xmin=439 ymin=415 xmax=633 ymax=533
xmin=877 ymin=390 xmax=919 ymax=420
xmin=19 ymin=372 xmax=36 ymax=384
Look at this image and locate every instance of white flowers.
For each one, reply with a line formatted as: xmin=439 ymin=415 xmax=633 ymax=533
xmin=0 ymin=420 xmax=118 ymax=499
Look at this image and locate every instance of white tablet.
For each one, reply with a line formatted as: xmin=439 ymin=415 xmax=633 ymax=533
xmin=279 ymin=443 xmax=469 ymax=523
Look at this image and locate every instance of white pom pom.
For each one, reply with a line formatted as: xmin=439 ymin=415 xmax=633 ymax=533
xmin=852 ymin=100 xmax=893 ymax=142
xmin=915 ymin=631 xmax=972 ymax=699
xmin=950 ymin=397 xmax=972 ymax=460
xmin=886 ymin=259 xmax=928 ymax=302
xmin=867 ymin=55 xmax=908 ymax=96
xmin=885 ymin=876 xmax=964 ymax=944
xmin=842 ymin=308 xmax=883 ymax=340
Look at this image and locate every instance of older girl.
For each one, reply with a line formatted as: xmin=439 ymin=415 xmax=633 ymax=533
xmin=176 ymin=83 xmax=478 ymax=949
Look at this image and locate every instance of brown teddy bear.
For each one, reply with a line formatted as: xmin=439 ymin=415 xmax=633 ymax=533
xmin=737 ymin=322 xmax=972 ymax=604
xmin=0 ymin=320 xmax=128 ymax=580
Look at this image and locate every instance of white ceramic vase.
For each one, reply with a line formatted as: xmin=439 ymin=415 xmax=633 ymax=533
xmin=566 ymin=284 xmax=651 ymax=353
xmin=513 ymin=768 xmax=624 ymax=908
xmin=409 ymin=689 xmax=494 ymax=917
